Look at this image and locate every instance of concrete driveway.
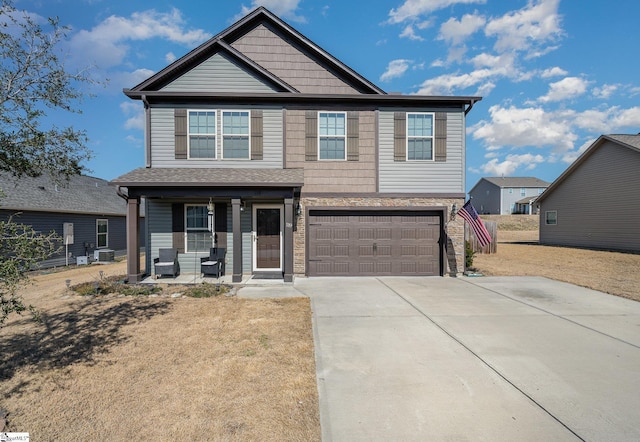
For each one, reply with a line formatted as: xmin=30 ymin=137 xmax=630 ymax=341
xmin=239 ymin=276 xmax=640 ymax=441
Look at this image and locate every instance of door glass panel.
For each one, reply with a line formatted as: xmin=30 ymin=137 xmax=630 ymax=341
xmin=256 ymin=208 xmax=281 ymax=269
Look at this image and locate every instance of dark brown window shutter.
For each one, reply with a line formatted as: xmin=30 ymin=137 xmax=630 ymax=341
xmin=394 ymin=112 xmax=406 ymax=162
xmin=214 ymin=203 xmax=227 ymax=232
xmin=174 ymin=109 xmax=187 ymax=159
xmin=305 ymin=110 xmax=318 ymax=161
xmin=251 ymin=110 xmax=263 ymax=160
xmin=171 ymin=203 xmax=185 ymax=253
xmin=434 ymin=112 xmax=447 ymax=162
xmin=347 ymin=111 xmax=359 ymax=161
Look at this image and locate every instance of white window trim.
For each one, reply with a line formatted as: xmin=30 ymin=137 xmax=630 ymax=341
xmin=406 ymin=112 xmax=435 ymax=161
xmin=187 ymin=110 xmax=217 ymax=160
xmin=221 ymin=110 xmax=251 ymax=160
xmin=318 ymin=111 xmax=347 ymax=161
xmin=184 ymin=204 xmax=214 ymax=253
xmin=520 ymin=187 xmax=526 ymax=196
xmin=545 ymin=210 xmax=557 ymax=225
xmin=96 ymin=219 xmax=108 ymax=249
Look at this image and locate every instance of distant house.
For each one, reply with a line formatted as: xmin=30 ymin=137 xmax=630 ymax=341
xmin=468 ymin=177 xmax=550 ymax=214
xmin=0 ymin=173 xmax=145 ymax=267
xmin=537 ymin=134 xmax=640 ymax=252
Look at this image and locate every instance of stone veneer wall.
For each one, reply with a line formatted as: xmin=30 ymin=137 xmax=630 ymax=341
xmin=294 ymin=196 xmax=466 ymax=276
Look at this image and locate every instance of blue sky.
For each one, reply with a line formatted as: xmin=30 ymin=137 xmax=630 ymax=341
xmin=13 ymin=0 xmax=640 ymax=191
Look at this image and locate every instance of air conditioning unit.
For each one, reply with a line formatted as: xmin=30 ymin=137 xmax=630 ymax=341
xmin=94 ymin=249 xmax=115 ymax=262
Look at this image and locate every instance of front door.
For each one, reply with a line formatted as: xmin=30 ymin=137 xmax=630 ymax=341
xmin=253 ymin=205 xmax=283 ymax=271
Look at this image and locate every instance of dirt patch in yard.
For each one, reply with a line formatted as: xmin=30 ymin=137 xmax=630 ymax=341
xmin=0 ymin=262 xmax=320 ymax=440
xmin=474 ymin=230 xmax=640 ymax=302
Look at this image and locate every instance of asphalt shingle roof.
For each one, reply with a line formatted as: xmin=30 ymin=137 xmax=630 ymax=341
xmin=0 ymin=173 xmax=128 ymax=216
xmin=111 ymin=168 xmax=305 ymax=187
xmin=482 ymin=177 xmax=550 ymax=188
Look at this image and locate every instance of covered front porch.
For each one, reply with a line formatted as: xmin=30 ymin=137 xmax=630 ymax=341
xmin=112 ymin=168 xmax=304 ymax=284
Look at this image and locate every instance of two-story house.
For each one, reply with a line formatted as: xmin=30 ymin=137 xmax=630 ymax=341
xmin=112 ymin=7 xmax=480 ymax=283
xmin=468 ymin=177 xmax=549 ymax=215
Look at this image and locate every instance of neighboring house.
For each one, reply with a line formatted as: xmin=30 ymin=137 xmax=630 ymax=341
xmin=538 ymin=134 xmax=640 ymax=252
xmin=0 ymin=173 xmax=145 ymax=267
xmin=112 ymin=7 xmax=481 ymax=282
xmin=468 ymin=177 xmax=549 ymax=214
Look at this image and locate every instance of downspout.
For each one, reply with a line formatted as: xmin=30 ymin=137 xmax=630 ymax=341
xmin=116 ymin=185 xmax=128 ymax=200
xmin=142 ymin=95 xmax=151 ymax=168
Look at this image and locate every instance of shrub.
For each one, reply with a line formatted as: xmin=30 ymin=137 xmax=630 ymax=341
xmin=184 ymin=283 xmax=229 ymax=298
xmin=465 ymin=240 xmax=476 ymax=270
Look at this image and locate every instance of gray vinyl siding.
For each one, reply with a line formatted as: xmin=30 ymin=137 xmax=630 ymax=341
xmin=160 ymin=52 xmax=277 ymax=93
xmin=539 ymin=141 xmax=640 ymax=252
xmin=378 ymin=110 xmax=464 ymax=193
xmin=0 ymin=210 xmax=143 ymax=267
xmin=149 ymin=107 xmax=283 ymax=168
xmin=468 ymin=180 xmax=500 ymax=214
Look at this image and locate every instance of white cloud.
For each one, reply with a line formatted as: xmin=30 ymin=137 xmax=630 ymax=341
xmin=438 ymin=13 xmax=486 ymax=45
xmin=380 ymin=59 xmax=412 ymax=82
xmin=610 ymin=106 xmax=640 ymax=128
xmin=69 ymin=9 xmax=210 ymax=69
xmin=165 ymin=52 xmax=177 ymax=64
xmin=388 ymin=0 xmax=486 ymax=24
xmin=110 ymin=68 xmax=156 ymax=91
xmin=470 ymin=105 xmax=578 ymax=152
xmin=414 ymin=68 xmax=506 ymax=95
xmin=485 ymin=0 xmax=563 ymax=56
xmin=592 ymin=84 xmax=618 ymax=99
xmin=561 ymin=138 xmax=594 ymax=164
xmin=240 ymin=0 xmax=305 ymax=22
xmin=476 ymin=153 xmax=544 ymax=176
xmin=120 ymin=101 xmax=145 ymax=130
xmin=400 ymin=24 xmax=424 ymax=41
xmin=540 ymin=66 xmax=567 ymax=78
xmin=538 ymin=76 xmax=590 ymax=102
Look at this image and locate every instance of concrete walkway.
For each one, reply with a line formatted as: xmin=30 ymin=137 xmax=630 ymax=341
xmin=239 ymin=276 xmax=640 ymax=441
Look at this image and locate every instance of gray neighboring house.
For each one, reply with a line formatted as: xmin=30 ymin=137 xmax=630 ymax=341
xmin=0 ymin=173 xmax=145 ymax=267
xmin=468 ymin=177 xmax=550 ymax=214
xmin=538 ymin=134 xmax=640 ymax=252
xmin=112 ymin=7 xmax=481 ymax=282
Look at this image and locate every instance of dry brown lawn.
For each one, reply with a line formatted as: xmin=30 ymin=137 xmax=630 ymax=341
xmin=474 ymin=230 xmax=640 ymax=302
xmin=0 ymin=261 xmax=320 ymax=440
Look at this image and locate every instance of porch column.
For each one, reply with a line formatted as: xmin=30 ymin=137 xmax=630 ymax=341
xmin=283 ymin=198 xmax=294 ymax=282
xmin=232 ymin=198 xmax=242 ymax=283
xmin=126 ymin=197 xmax=141 ymax=282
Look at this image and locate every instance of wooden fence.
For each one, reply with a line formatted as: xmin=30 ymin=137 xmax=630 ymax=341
xmin=464 ymin=221 xmax=497 ymax=254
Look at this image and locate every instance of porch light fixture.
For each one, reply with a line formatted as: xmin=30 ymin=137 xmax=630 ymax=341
xmin=295 ymin=203 xmax=302 ymax=217
xmin=450 ymin=203 xmax=457 ymax=221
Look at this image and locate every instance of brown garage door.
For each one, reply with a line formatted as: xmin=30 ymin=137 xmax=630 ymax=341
xmin=307 ymin=210 xmax=442 ymax=276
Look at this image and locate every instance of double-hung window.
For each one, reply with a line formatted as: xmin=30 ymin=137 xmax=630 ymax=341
xmin=407 ymin=113 xmax=434 ymax=160
xmin=185 ymin=205 xmax=211 ymax=252
xmin=96 ymin=219 xmax=108 ymax=248
xmin=222 ymin=111 xmax=250 ymax=159
xmin=318 ymin=112 xmax=346 ymax=160
xmin=188 ymin=111 xmax=216 ymax=158
xmin=520 ymin=188 xmax=526 ymax=196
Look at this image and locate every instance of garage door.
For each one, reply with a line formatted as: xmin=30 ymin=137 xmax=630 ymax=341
xmin=307 ymin=210 xmax=442 ymax=276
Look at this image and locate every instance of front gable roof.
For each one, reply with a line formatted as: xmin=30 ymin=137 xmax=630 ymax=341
xmin=127 ymin=6 xmax=385 ymax=95
xmin=537 ymin=134 xmax=640 ymax=204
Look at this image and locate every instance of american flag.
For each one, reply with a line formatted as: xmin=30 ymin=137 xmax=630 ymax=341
xmin=457 ymin=200 xmax=492 ymax=248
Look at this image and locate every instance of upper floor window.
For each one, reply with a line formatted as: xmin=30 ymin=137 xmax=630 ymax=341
xmin=520 ymin=187 xmax=526 ymax=196
xmin=318 ymin=112 xmax=346 ymax=160
xmin=96 ymin=219 xmax=108 ymax=248
xmin=407 ymin=113 xmax=434 ymax=161
xmin=188 ymin=111 xmax=216 ymax=158
xmin=185 ymin=205 xmax=212 ymax=252
xmin=222 ymin=111 xmax=250 ymax=159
